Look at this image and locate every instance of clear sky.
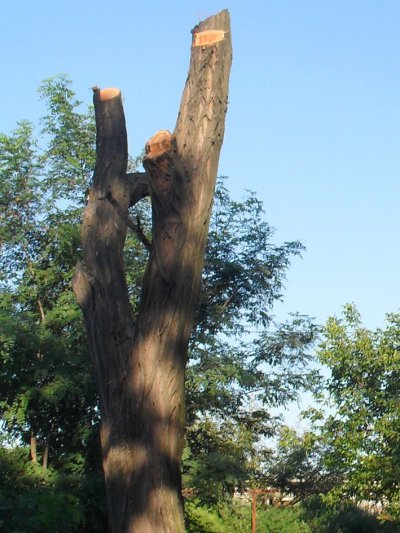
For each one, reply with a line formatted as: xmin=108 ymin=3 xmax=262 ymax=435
xmin=2 ymin=0 xmax=400 ymax=330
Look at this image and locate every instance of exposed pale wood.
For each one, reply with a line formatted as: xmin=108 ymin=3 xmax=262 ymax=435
xmin=98 ymin=87 xmax=120 ymax=101
xmin=37 ymin=299 xmax=45 ymax=323
xmin=193 ymin=29 xmax=226 ymax=47
xmin=145 ymin=130 xmax=173 ymax=159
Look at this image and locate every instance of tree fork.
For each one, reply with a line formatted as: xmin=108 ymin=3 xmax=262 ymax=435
xmin=73 ymin=10 xmax=231 ymax=533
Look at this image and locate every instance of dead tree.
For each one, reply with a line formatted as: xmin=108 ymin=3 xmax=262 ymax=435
xmin=73 ymin=10 xmax=232 ymax=533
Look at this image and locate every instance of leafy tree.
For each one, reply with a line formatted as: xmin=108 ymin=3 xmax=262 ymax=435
xmin=185 ymin=297 xmax=319 ymax=503
xmin=0 ymin=73 xmax=319 ymax=528
xmin=322 ymin=305 xmax=400 ymax=515
xmin=305 ymin=305 xmax=400 ymax=519
xmin=0 ymin=76 xmax=97 ymax=469
xmin=0 ymin=444 xmax=108 ymax=532
xmin=0 ymin=76 xmax=107 ymax=530
xmin=183 ymin=184 xmax=320 ymax=504
xmin=266 ymin=425 xmax=341 ymax=503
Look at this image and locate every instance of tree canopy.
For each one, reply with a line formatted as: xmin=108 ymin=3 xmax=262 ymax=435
xmin=317 ymin=305 xmax=400 ymax=515
xmin=268 ymin=304 xmax=400 ymax=522
xmin=2 ymin=74 xmax=400 ymax=531
xmin=0 ymin=76 xmax=319 ymax=529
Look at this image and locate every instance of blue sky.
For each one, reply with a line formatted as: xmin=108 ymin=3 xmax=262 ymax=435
xmin=2 ymin=0 xmax=400 ymax=330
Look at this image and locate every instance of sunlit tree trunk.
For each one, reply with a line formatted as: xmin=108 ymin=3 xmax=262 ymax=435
xmin=30 ymin=431 xmax=38 ymax=465
xmin=73 ymin=10 xmax=231 ymax=532
xmin=42 ymin=434 xmax=50 ymax=471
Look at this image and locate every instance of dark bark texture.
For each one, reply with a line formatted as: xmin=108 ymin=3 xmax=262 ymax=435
xmin=73 ymin=10 xmax=231 ymax=532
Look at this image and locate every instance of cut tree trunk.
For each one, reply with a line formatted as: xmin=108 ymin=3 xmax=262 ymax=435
xmin=73 ymin=10 xmax=231 ymax=533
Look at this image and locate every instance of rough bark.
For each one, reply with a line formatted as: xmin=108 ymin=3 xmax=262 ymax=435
xmin=73 ymin=10 xmax=231 ymax=533
xmin=30 ymin=432 xmax=38 ymax=465
xmin=42 ymin=435 xmax=49 ymax=471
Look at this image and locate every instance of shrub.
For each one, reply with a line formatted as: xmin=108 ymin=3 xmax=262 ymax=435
xmin=300 ymin=495 xmax=400 ymax=533
xmin=185 ymin=501 xmax=311 ymax=532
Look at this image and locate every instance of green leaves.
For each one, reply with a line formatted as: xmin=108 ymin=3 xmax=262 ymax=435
xmin=39 ymin=76 xmax=96 ymax=205
xmin=266 ymin=425 xmax=340 ymax=503
xmin=0 ymin=77 xmax=98 ymax=475
xmin=0 ymin=76 xmax=320 ymax=520
xmin=197 ymin=180 xmax=305 ymax=337
xmin=298 ymin=304 xmax=400 ymax=518
xmin=184 ymin=181 xmax=319 ymax=503
xmin=0 ymin=121 xmax=41 ymax=282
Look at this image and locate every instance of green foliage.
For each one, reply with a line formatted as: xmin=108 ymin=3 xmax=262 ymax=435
xmin=184 ymin=498 xmax=400 ymax=533
xmin=182 ymin=419 xmax=250 ymax=506
xmin=0 ymin=302 xmax=97 ymax=456
xmin=313 ymin=305 xmax=400 ymax=518
xmin=5 ymin=72 xmax=397 ymax=533
xmin=266 ymin=425 xmax=340 ymax=502
xmin=0 ymin=76 xmax=94 ymax=286
xmin=0 ymin=76 xmax=106 ymax=530
xmin=39 ymin=76 xmax=96 ymax=204
xmin=10 ymin=490 xmax=82 ymax=532
xmin=196 ymin=182 xmax=303 ymax=336
xmin=0 ymin=76 xmax=318 ymax=527
xmin=0 ymin=75 xmax=97 ymax=459
xmin=185 ymin=501 xmax=312 ymax=533
xmin=268 ymin=306 xmax=400 ymax=523
xmin=185 ymin=502 xmax=228 ymax=533
xmin=300 ymin=495 xmax=399 ymax=533
xmin=0 ymin=447 xmax=75 ymax=531
xmin=250 ymin=505 xmax=311 ymax=533
xmin=0 ymin=445 xmax=108 ymax=532
xmin=184 ymin=180 xmax=319 ymax=504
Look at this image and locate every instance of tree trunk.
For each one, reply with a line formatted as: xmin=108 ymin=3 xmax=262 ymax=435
xmin=42 ymin=434 xmax=50 ymax=471
xmin=73 ymin=10 xmax=231 ymax=532
xmin=30 ymin=431 xmax=38 ymax=465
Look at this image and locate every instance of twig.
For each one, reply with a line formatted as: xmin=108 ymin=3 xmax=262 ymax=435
xmin=106 ymin=192 xmax=152 ymax=251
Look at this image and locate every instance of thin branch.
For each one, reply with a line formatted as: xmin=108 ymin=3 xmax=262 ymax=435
xmin=126 ymin=171 xmax=150 ymax=207
xmin=37 ymin=299 xmax=46 ymax=324
xmin=134 ymin=214 xmax=152 ymax=251
xmin=106 ymin=192 xmax=152 ymax=251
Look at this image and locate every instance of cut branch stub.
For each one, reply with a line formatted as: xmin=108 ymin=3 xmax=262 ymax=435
xmin=145 ymin=130 xmax=173 ymax=159
xmin=143 ymin=130 xmax=185 ymax=284
xmin=92 ymin=87 xmax=128 ymax=203
xmin=74 ymin=85 xmax=134 ymax=414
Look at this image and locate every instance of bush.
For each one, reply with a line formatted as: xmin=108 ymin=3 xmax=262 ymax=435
xmin=0 ymin=445 xmax=108 ymax=532
xmin=300 ymin=495 xmax=400 ymax=533
xmin=185 ymin=502 xmax=227 ymax=533
xmin=254 ymin=505 xmax=311 ymax=533
xmin=185 ymin=501 xmax=311 ymax=532
xmin=9 ymin=490 xmax=83 ymax=532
